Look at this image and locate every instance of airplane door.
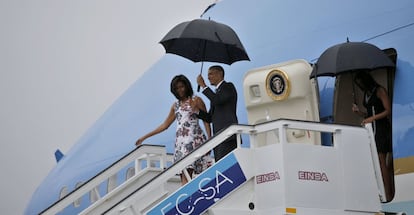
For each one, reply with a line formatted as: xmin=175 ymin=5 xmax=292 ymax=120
xmin=332 ymin=48 xmax=397 ymax=202
xmin=243 ymin=59 xmax=321 ymax=146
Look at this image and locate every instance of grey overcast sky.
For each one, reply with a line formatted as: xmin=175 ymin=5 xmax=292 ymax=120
xmin=0 ymin=0 xmax=213 ymax=214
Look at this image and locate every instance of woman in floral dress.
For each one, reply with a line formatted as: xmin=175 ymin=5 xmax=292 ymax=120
xmin=136 ymin=75 xmax=212 ymax=185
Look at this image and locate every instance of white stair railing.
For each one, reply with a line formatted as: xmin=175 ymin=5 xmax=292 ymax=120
xmin=40 ymin=145 xmax=172 ymax=215
xmin=41 ymin=119 xmax=384 ymax=215
xmin=104 ymin=119 xmax=382 ymax=215
xmin=102 ymin=124 xmax=249 ymax=214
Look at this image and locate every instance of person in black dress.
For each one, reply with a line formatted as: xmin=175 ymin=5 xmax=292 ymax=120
xmin=352 ymin=71 xmax=393 ymax=200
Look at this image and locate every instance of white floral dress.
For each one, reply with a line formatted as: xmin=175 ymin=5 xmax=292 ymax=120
xmin=174 ymin=99 xmax=212 ymax=174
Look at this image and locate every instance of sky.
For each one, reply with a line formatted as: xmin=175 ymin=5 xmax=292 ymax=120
xmin=0 ymin=0 xmax=214 ymax=214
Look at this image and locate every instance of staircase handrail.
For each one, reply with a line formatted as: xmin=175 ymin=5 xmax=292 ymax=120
xmin=103 ymin=119 xmax=374 ymax=214
xmin=40 ymin=144 xmax=168 ymax=215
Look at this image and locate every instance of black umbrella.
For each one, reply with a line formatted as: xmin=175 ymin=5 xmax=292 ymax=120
xmin=160 ymin=19 xmax=249 ymax=65
xmin=310 ymin=41 xmax=395 ymax=78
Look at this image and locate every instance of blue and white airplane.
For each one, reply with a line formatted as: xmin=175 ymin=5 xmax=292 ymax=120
xmin=25 ymin=0 xmax=414 ymax=214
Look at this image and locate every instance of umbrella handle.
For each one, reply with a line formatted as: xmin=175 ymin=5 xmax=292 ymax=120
xmin=197 ymin=61 xmax=204 ymax=92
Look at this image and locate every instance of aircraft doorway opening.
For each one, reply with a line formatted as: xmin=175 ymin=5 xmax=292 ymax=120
xmin=332 ymin=48 xmax=397 ymax=202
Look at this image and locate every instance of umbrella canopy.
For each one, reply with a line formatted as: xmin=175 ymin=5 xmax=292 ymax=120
xmin=310 ymin=42 xmax=395 ymax=78
xmin=160 ymin=19 xmax=250 ymax=65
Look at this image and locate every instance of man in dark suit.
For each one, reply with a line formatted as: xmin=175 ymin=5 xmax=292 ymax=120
xmin=194 ymin=65 xmax=238 ymax=161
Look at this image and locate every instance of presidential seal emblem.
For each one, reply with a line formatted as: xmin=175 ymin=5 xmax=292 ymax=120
xmin=266 ymin=69 xmax=290 ymax=100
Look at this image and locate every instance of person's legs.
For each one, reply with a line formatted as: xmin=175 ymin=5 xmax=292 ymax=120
xmin=180 ymin=168 xmax=194 ymax=185
xmin=378 ymin=152 xmax=393 ymax=201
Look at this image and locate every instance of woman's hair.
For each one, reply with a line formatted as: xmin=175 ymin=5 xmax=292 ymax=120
xmin=170 ymin=74 xmax=194 ymax=100
xmin=354 ymin=71 xmax=378 ymax=91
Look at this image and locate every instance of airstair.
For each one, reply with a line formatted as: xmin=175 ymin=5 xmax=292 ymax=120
xmin=41 ymin=119 xmax=387 ymax=215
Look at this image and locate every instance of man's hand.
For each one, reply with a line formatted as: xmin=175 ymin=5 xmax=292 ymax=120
xmin=197 ymin=75 xmax=206 ymax=88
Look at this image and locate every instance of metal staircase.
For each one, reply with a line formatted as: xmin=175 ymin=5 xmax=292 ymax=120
xmin=41 ymin=119 xmax=386 ymax=215
xmin=39 ymin=144 xmax=176 ymax=214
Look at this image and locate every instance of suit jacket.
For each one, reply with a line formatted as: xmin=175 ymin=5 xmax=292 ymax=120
xmin=198 ymin=81 xmax=238 ymax=134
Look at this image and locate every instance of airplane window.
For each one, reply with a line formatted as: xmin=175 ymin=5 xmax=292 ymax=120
xmin=59 ymin=186 xmax=68 ymax=199
xmin=73 ymin=182 xmax=83 ymax=207
xmin=107 ymin=174 xmax=117 ymax=193
xmin=126 ymin=167 xmax=135 ymax=180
